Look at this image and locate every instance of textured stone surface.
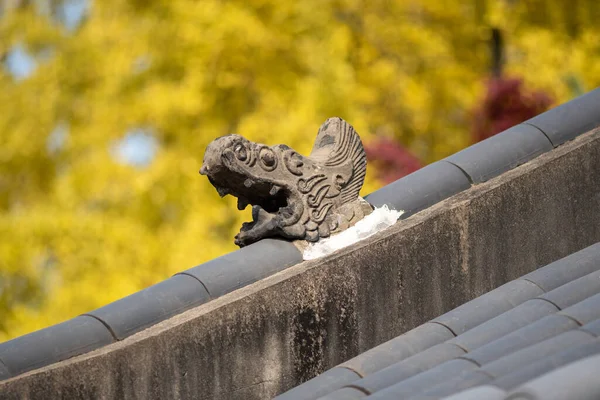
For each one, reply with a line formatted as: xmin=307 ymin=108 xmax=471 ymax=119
xmin=200 ymin=117 xmax=371 ymax=247
xmin=1 ymin=129 xmax=599 ymax=399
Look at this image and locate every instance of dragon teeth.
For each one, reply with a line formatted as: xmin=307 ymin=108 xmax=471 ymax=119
xmin=269 ymin=185 xmax=281 ymax=196
xmin=237 ymin=197 xmax=249 ymax=210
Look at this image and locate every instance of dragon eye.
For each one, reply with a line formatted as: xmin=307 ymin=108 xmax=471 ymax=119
xmin=258 ymin=147 xmax=277 ymax=171
xmin=262 ymin=152 xmax=274 ymax=165
xmin=234 ymin=144 xmax=247 ymax=161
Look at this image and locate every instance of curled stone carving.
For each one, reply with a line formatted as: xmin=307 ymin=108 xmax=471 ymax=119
xmin=200 ymin=117 xmax=373 ymax=247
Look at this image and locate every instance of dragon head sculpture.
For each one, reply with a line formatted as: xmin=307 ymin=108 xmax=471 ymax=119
xmin=201 ymin=117 xmax=372 ymax=247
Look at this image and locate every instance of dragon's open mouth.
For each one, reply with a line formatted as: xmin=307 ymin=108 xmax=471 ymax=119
xmin=203 ymin=164 xmax=300 ymax=246
xmin=209 ymin=176 xmax=289 ymax=214
xmin=236 ymin=183 xmax=288 ymax=214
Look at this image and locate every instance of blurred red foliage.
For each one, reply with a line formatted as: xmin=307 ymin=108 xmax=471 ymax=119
xmin=472 ymin=77 xmax=553 ymax=143
xmin=365 ymin=138 xmax=422 ymax=184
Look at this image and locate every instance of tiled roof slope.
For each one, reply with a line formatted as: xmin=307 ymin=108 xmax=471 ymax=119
xmin=0 ymin=88 xmax=599 ymax=381
xmin=276 ymin=242 xmax=600 ymax=400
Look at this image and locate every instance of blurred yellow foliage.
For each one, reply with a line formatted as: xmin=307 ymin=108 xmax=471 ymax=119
xmin=1 ymin=0 xmax=600 ymax=340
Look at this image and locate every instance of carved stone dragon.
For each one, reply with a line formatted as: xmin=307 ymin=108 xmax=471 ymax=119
xmin=200 ymin=117 xmax=372 ymax=247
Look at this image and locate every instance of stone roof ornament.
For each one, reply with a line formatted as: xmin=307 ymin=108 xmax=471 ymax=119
xmin=201 ymin=117 xmax=373 ymax=247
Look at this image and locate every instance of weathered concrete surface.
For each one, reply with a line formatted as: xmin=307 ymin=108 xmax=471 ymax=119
xmin=2 ymin=129 xmax=600 ymax=400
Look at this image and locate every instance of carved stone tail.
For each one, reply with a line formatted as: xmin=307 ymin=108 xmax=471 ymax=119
xmin=311 ymin=117 xmax=367 ymax=205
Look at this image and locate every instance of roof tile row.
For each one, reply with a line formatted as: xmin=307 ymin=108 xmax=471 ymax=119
xmin=176 ymin=238 xmax=303 ymax=298
xmin=367 ymin=87 xmax=600 ymax=219
xmin=0 ymin=239 xmax=302 ymax=377
xmin=277 ymin=242 xmax=600 ymax=399
xmin=444 ymin=123 xmax=552 ymax=184
xmin=86 ymin=274 xmax=211 ymax=340
xmin=505 ymin=353 xmax=600 ymax=400
xmin=1 ymin=88 xmax=599 ymax=382
xmin=431 ymin=279 xmax=544 ymax=336
xmin=0 ymin=316 xmax=114 ymax=378
xmin=526 ymin=87 xmax=600 ymax=147
xmin=401 ymin=301 xmax=600 ymax=399
xmin=365 ymin=160 xmax=471 ymax=218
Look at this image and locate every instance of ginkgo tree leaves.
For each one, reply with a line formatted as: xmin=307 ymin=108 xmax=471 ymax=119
xmin=1 ymin=0 xmax=600 ymax=341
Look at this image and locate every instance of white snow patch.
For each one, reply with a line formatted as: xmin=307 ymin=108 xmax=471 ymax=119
xmin=302 ymin=205 xmax=403 ymax=260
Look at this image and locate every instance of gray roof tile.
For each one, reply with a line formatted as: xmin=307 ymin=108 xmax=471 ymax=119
xmin=438 ymin=386 xmax=507 ymax=400
xmin=179 ymin=238 xmax=302 ymax=298
xmin=364 ymin=359 xmax=478 ymax=399
xmin=411 ymin=320 xmax=596 ymax=399
xmin=525 ymin=87 xmax=600 ymax=147
xmin=0 ymin=316 xmax=114 ymax=377
xmin=340 ymin=322 xmax=454 ymax=376
xmin=444 ymin=123 xmax=552 ymax=184
xmin=414 ymin=329 xmax=596 ymax=399
xmin=274 ymin=367 xmax=361 ymax=400
xmin=448 ymin=298 xmax=558 ymax=351
xmin=364 ymin=161 xmax=470 ymax=218
xmin=406 ymin=370 xmax=493 ymax=400
xmin=431 ymin=279 xmax=543 ymax=336
xmin=460 ymin=314 xmax=579 ymax=366
xmin=492 ymin=338 xmax=600 ymax=390
xmin=345 ymin=343 xmax=465 ymax=395
xmin=539 ymin=270 xmax=600 ymax=309
xmin=580 ymin=318 xmax=600 ymax=337
xmin=318 ymin=387 xmax=367 ymax=400
xmin=482 ymin=330 xmax=595 ymax=379
xmin=86 ymin=274 xmax=210 ymax=340
xmin=558 ymin=292 xmax=600 ymax=325
xmin=506 ymin=353 xmax=600 ymax=400
xmin=521 ymin=242 xmax=600 ymax=292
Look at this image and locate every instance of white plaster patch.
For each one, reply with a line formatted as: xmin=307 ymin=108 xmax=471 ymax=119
xmin=302 ymin=205 xmax=403 ymax=260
